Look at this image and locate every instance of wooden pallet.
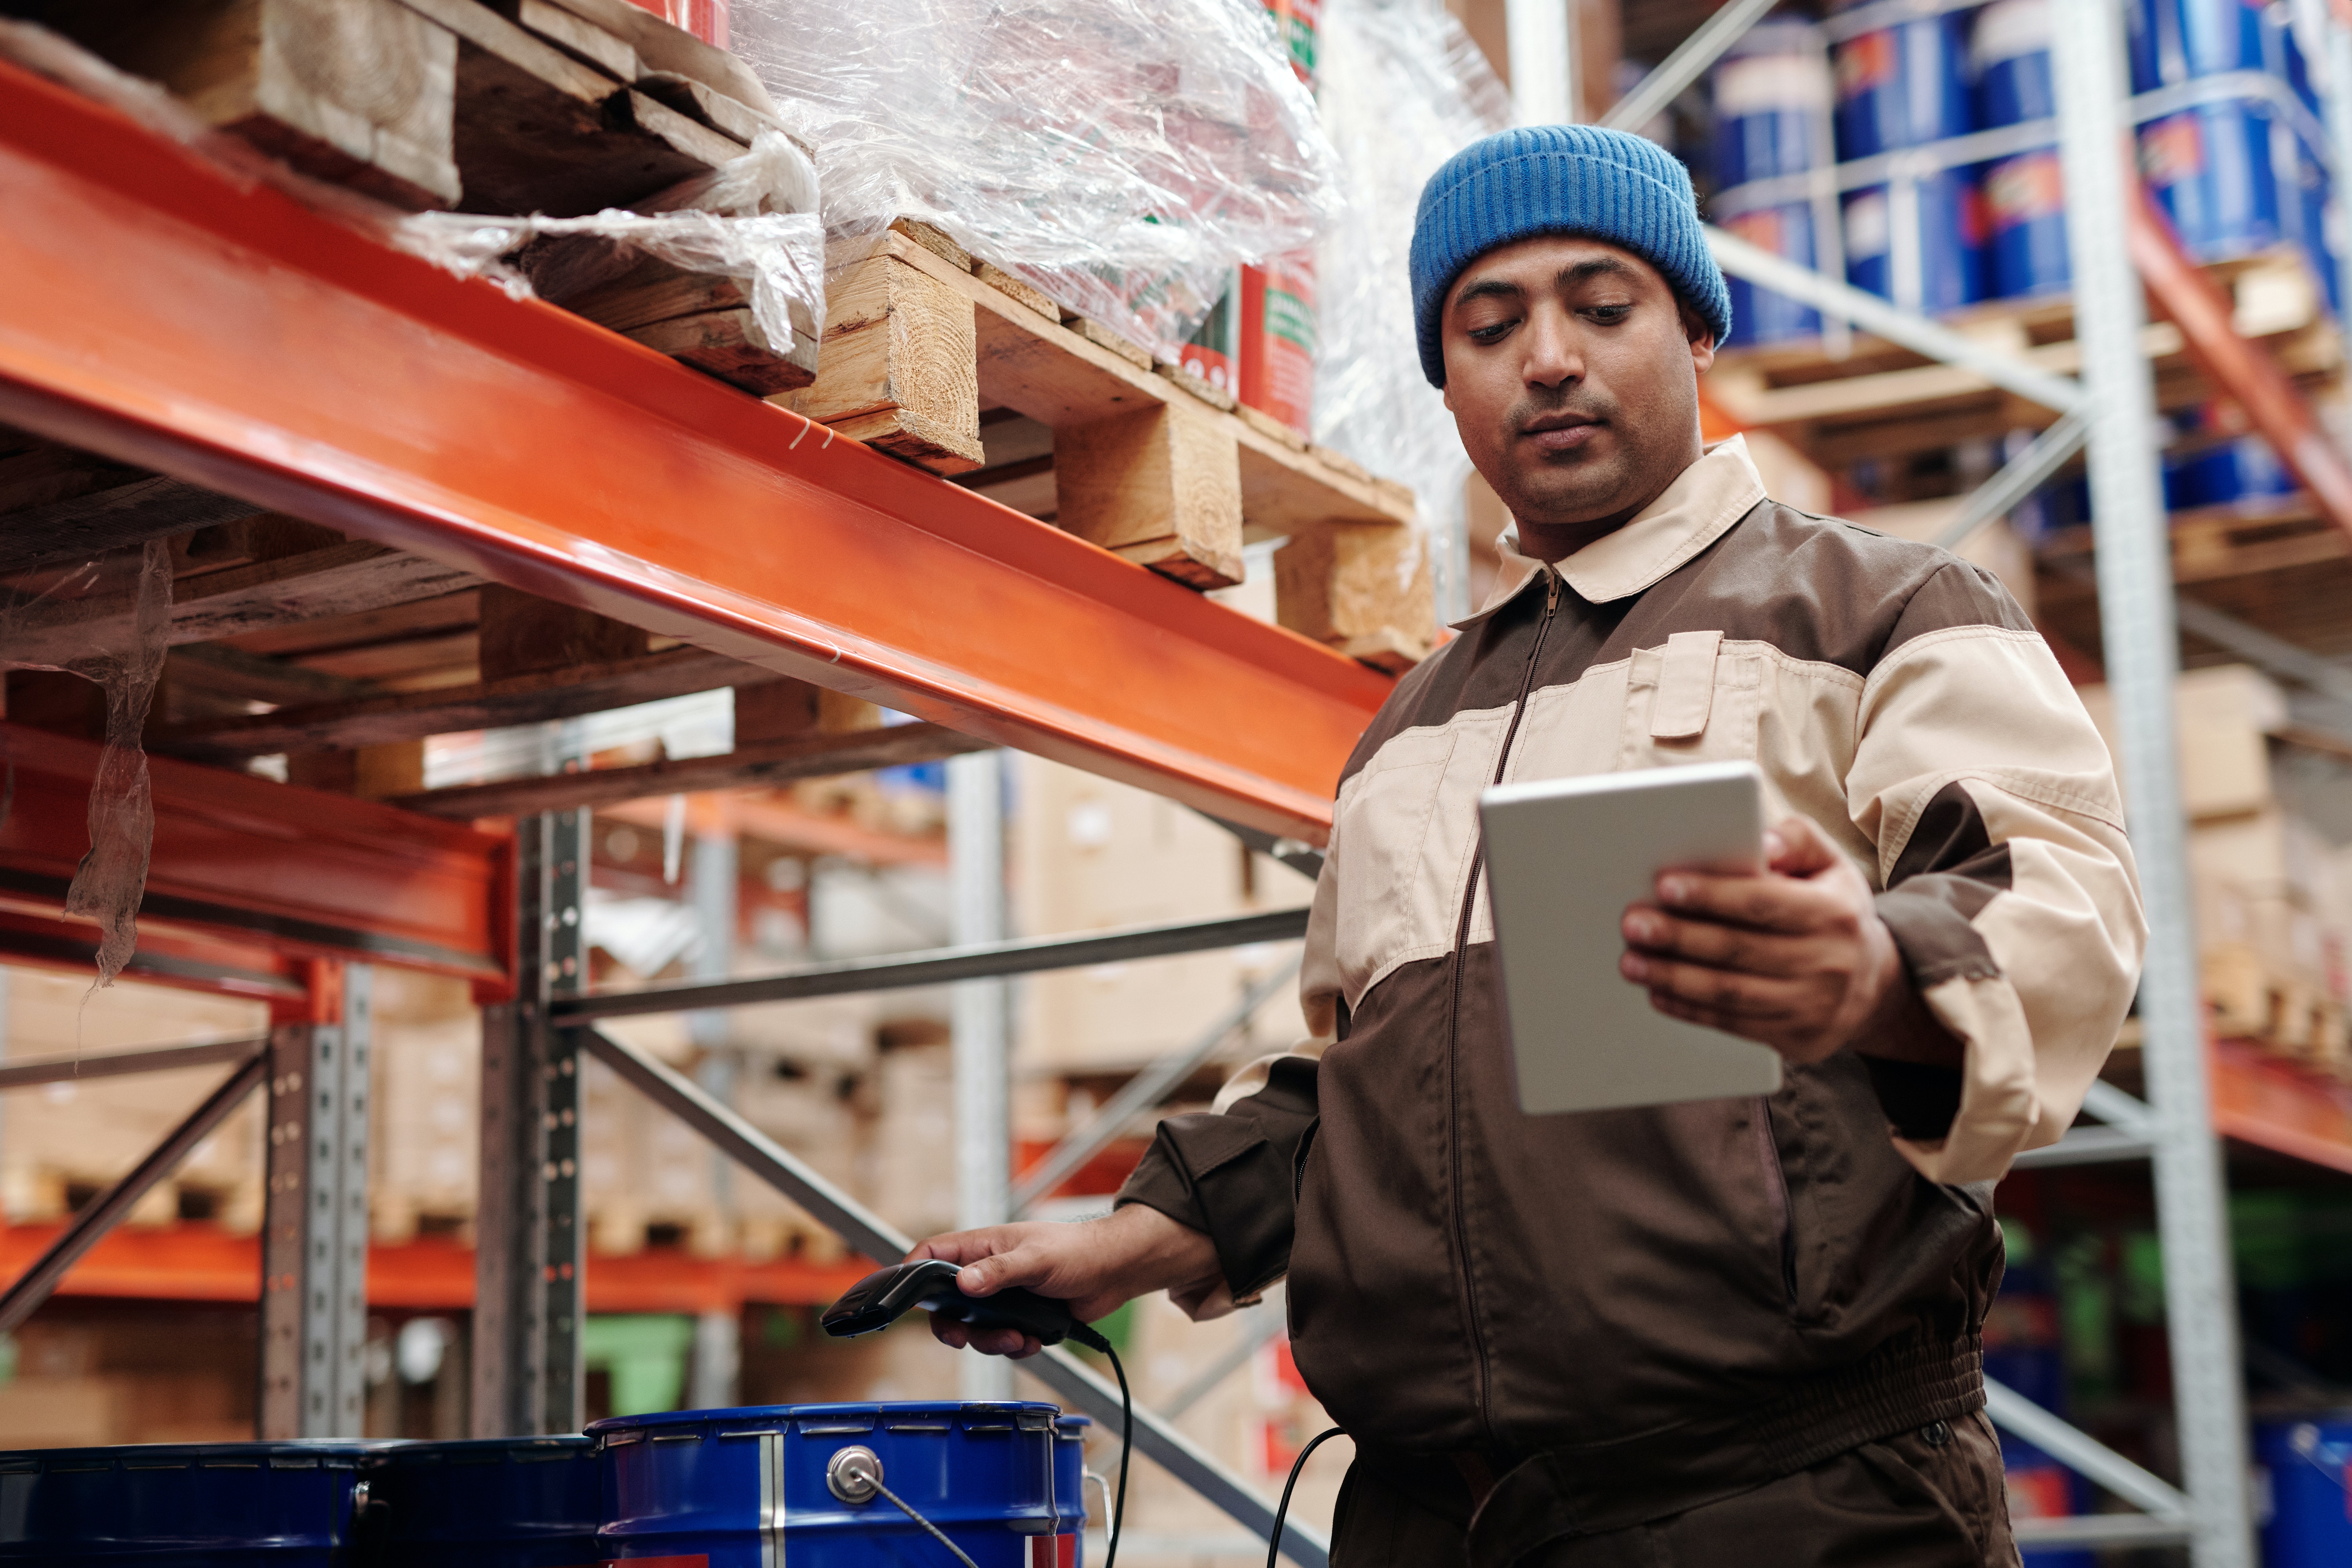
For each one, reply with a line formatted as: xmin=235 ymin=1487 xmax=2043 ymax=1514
xmin=1707 ymin=250 xmax=2345 ymax=468
xmin=778 ymin=226 xmax=1436 ymax=664
xmin=20 ymin=0 xmax=817 ymax=394
xmin=2207 ymin=944 xmax=2352 ymax=1075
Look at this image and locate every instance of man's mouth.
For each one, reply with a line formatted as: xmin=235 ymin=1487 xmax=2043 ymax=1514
xmin=1519 ymin=412 xmax=1603 ymax=453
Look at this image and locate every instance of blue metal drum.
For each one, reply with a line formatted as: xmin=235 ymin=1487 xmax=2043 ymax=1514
xmin=361 ymin=1437 xmax=600 ymax=1567
xmin=1973 ymin=0 xmax=2054 ymax=128
xmin=1051 ymin=1416 xmax=1091 ymax=1568
xmin=1985 ymin=148 xmax=2071 ymax=296
xmin=0 ymin=1442 xmax=375 ymax=1566
xmin=2143 ymin=0 xmax=2270 ymax=83
xmin=2254 ymin=1416 xmax=2352 ymax=1567
xmin=1831 ymin=7 xmax=1975 ymax=158
xmin=594 ymin=1402 xmax=1071 ymax=1568
xmin=1712 ymin=22 xmax=1833 ymax=343
xmin=1712 ymin=20 xmax=1828 ymax=188
xmin=1842 ymin=170 xmax=1987 ymax=313
xmin=2140 ymin=103 xmax=2284 ymax=262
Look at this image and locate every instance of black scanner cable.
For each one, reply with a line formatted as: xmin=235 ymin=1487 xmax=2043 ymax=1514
xmin=1265 ymin=1425 xmax=1345 ymax=1568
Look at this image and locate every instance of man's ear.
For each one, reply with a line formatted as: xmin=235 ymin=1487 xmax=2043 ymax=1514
xmin=1681 ymin=303 xmax=1718 ymax=375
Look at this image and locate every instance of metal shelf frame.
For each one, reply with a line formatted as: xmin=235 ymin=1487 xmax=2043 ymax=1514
xmin=2 ymin=7 xmax=2350 ymax=1564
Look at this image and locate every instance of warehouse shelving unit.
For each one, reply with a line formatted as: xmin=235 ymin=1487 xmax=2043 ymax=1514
xmin=4 ymin=2 xmax=2352 ymax=1565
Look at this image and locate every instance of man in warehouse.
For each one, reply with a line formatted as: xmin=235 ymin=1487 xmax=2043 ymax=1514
xmin=914 ymin=125 xmax=2146 ymax=1566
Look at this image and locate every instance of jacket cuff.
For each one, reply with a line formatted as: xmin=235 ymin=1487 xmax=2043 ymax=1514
xmin=1868 ymin=885 xmax=1995 ymax=1140
xmin=1114 ymin=1113 xmax=1296 ymax=1299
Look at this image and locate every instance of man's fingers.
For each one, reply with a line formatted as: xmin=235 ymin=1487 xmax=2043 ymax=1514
xmin=1648 ymin=871 xmax=1845 ymax=935
xmin=1765 ymin=814 xmax=1841 ymax=877
xmin=1621 ymin=950 xmax=1804 ymax=1018
xmin=1622 ymin=906 xmax=1818 ymax=976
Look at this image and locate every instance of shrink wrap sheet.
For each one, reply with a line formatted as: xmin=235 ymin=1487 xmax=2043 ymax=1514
xmin=729 ymin=0 xmax=1341 ymax=359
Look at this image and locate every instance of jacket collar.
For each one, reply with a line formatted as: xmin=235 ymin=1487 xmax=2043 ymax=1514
xmin=1455 ymin=436 xmax=1769 ymax=627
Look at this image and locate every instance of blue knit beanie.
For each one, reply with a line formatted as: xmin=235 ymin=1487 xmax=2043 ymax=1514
xmin=1410 ymin=125 xmax=1732 ymax=387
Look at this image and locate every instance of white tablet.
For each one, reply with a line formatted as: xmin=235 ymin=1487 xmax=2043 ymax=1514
xmin=1479 ymin=760 xmax=1784 ymax=1115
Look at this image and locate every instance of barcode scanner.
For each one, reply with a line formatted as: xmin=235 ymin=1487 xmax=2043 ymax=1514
xmin=821 ymin=1258 xmax=1099 ymax=1349
xmin=821 ymin=1258 xmax=1129 ymax=1568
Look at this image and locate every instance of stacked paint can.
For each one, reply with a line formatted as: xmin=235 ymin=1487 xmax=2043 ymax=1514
xmin=1834 ymin=5 xmax=1986 ymax=313
xmin=594 ymin=1401 xmax=1083 ymax=1566
xmin=2253 ymin=1416 xmax=2352 ymax=1566
xmin=1975 ymin=0 xmax=2072 ymax=297
xmin=359 ymin=1436 xmax=601 ymax=1566
xmin=1183 ymin=0 xmax=1318 ymax=433
xmin=1711 ymin=22 xmax=1835 ymax=344
xmin=0 ymin=1441 xmax=377 ymax=1565
xmin=2164 ymin=405 xmax=2298 ymax=510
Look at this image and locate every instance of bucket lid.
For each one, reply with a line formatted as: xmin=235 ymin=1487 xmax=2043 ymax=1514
xmin=590 ymin=1400 xmax=1064 ymax=1446
xmin=368 ymin=1436 xmax=595 ymax=1468
xmin=0 ymin=1440 xmax=383 ymax=1474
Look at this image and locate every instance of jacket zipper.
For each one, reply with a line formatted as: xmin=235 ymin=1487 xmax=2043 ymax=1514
xmin=1447 ymin=565 xmax=1562 ymax=1452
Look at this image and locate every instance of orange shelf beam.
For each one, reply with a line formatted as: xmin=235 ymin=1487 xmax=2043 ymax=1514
xmin=0 ymin=60 xmax=1388 ymax=845
xmin=0 ymin=1226 xmax=871 ymax=1316
xmin=2210 ymin=1038 xmax=2352 ymax=1177
xmin=0 ymin=724 xmax=511 ymax=984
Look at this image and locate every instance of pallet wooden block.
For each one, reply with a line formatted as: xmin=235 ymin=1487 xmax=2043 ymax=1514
xmin=858 ymin=230 xmax=1433 ymax=646
xmin=777 ymin=249 xmax=985 ymax=473
xmin=1275 ymin=523 xmax=1438 ymax=673
xmin=1055 ymin=402 xmax=1245 ymax=588
xmin=26 ymin=0 xmax=463 ymax=208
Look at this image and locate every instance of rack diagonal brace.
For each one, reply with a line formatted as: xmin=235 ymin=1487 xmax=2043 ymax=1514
xmin=555 ymin=908 xmax=1312 ymax=1024
xmin=580 ymin=1026 xmax=1331 ymax=1568
xmin=0 ymin=1047 xmax=267 ymax=1336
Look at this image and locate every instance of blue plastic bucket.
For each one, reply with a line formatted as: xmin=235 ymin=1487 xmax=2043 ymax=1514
xmin=2255 ymin=1417 xmax=2352 ymax=1567
xmin=0 ymin=1442 xmax=375 ymax=1565
xmin=1844 ymin=169 xmax=1987 ymax=312
xmin=1833 ymin=10 xmax=1975 ymax=158
xmin=1973 ymin=0 xmax=2054 ymax=128
xmin=1985 ymin=148 xmax=2071 ymax=296
xmin=594 ymin=1402 xmax=1076 ymax=1567
xmin=361 ymin=1436 xmax=599 ymax=1567
xmin=2140 ymin=103 xmax=2285 ymax=263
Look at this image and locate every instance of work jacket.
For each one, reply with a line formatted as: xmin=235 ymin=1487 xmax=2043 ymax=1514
xmin=1118 ymin=437 xmax=2146 ymax=1561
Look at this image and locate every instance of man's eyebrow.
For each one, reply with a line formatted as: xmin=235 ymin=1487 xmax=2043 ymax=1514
xmin=1559 ymin=257 xmax=1639 ymax=287
xmin=1452 ymin=277 xmax=1524 ymax=309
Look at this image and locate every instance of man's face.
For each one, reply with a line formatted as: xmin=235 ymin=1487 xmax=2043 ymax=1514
xmin=1440 ymin=236 xmax=1717 ymax=553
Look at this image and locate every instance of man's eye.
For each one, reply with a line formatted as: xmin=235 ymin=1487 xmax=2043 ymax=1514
xmin=1586 ymin=305 xmax=1632 ymax=324
xmin=1468 ymin=318 xmax=1517 ymax=343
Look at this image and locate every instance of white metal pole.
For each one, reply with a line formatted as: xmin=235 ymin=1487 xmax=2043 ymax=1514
xmin=2050 ymin=3 xmax=2254 ymax=1564
xmin=1505 ymin=0 xmax=1578 ymax=125
xmin=948 ymin=750 xmax=1013 ymax=1402
xmin=2325 ymin=19 xmax=2352 ymax=359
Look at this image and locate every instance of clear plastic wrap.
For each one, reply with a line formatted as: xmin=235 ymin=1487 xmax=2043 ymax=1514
xmin=1312 ymin=0 xmax=1510 ymax=620
xmin=728 ymin=0 xmax=1342 ymax=360
xmin=0 ymin=543 xmax=173 ymax=988
xmin=0 ymin=20 xmax=829 ymax=368
xmin=394 ymin=131 xmax=826 ymax=362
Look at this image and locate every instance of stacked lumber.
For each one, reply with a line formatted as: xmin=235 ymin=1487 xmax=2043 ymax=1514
xmin=2080 ymin=664 xmax=2352 ymax=1077
xmin=787 ymin=225 xmax=1438 ymax=665
xmin=15 ymin=0 xmax=818 ymax=392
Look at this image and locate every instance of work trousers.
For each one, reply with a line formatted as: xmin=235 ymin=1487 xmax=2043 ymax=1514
xmin=1330 ymin=1411 xmax=2021 ymax=1568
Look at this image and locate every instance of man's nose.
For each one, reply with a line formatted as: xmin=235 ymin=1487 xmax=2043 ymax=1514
xmin=1522 ymin=307 xmax=1582 ymax=389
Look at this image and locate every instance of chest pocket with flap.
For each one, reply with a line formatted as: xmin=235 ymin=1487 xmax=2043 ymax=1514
xmin=1619 ymin=629 xmax=1759 ymax=768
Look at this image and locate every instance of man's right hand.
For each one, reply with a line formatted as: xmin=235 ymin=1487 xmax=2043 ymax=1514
xmin=908 ymin=1203 xmax=1223 ymax=1358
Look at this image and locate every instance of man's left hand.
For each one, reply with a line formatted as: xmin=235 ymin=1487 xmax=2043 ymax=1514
xmin=1619 ymin=814 xmax=1927 ymax=1065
